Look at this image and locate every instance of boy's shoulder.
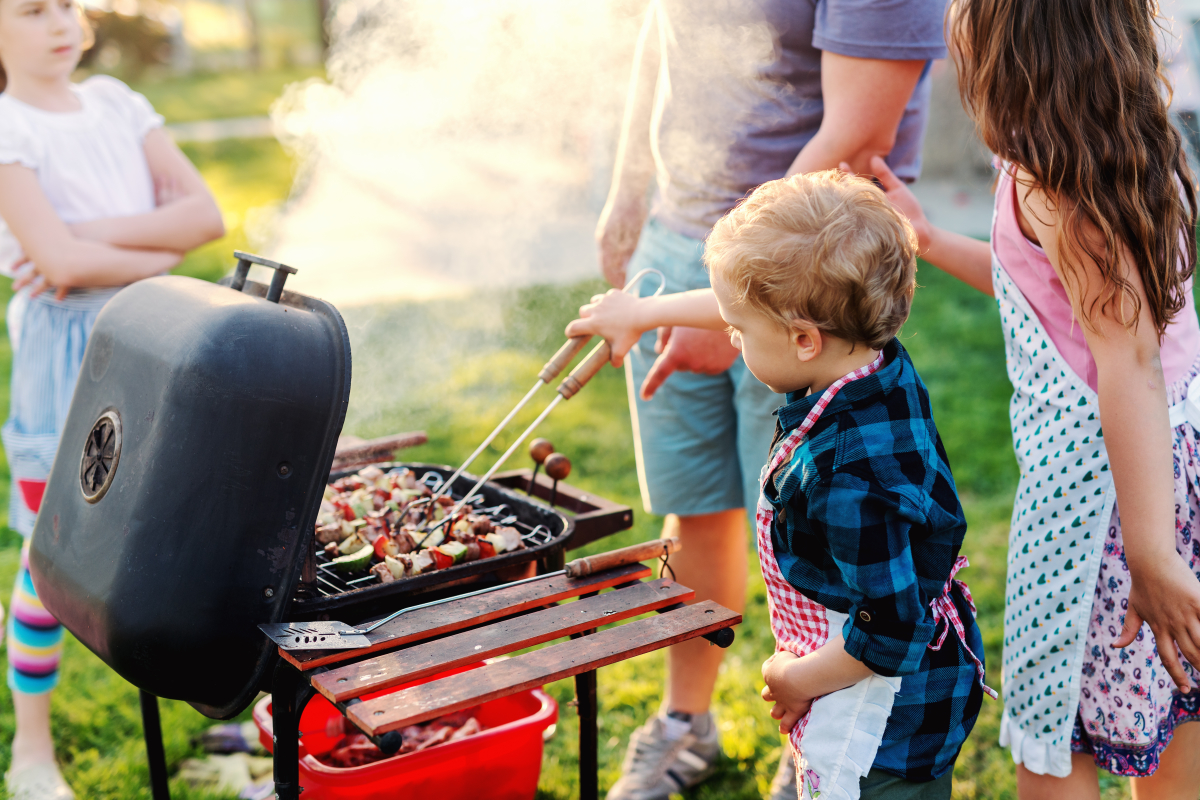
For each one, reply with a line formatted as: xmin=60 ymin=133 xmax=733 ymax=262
xmin=780 ymin=341 xmax=957 ymax=509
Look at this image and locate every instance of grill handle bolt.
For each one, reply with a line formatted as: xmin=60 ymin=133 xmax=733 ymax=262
xmin=262 ymin=587 xmax=275 ymax=599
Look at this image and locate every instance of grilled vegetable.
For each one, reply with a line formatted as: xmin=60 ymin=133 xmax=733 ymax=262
xmin=429 ymin=548 xmax=454 ymax=570
xmin=331 ymin=544 xmax=373 ymax=574
xmin=438 ymin=541 xmax=468 ymax=564
xmin=385 ymin=554 xmax=409 ymax=579
xmin=338 ymin=532 xmax=367 ymax=556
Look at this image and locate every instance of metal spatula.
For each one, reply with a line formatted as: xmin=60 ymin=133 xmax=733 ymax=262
xmin=259 ymin=621 xmax=372 ymax=651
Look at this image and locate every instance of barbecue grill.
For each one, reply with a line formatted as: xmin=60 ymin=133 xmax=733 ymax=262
xmin=26 ymin=253 xmax=632 ymax=713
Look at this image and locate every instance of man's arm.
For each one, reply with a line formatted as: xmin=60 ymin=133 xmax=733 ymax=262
xmin=68 ymin=129 xmax=225 ymax=252
xmin=595 ymin=5 xmax=660 ymax=288
xmin=643 ymin=54 xmax=928 ymax=398
xmin=787 ymin=52 xmax=926 ymax=177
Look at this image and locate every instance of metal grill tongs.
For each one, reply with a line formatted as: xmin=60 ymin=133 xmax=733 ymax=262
xmin=412 ymin=268 xmax=664 ymax=541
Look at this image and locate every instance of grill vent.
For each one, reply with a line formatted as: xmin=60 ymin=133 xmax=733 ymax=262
xmin=81 ymin=410 xmax=121 ymax=503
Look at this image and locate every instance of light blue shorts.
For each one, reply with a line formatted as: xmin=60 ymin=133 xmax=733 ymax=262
xmin=624 ymin=219 xmax=780 ymax=517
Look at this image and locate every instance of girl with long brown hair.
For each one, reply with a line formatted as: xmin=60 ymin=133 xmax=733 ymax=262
xmin=863 ymin=0 xmax=1200 ymax=797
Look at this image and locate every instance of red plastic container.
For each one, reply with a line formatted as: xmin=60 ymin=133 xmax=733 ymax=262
xmin=254 ymin=664 xmax=558 ymax=800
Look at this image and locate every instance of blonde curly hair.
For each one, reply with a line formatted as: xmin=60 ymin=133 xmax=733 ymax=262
xmin=705 ymin=170 xmax=918 ymax=350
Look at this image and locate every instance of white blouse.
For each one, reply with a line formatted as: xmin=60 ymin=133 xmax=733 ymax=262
xmin=0 ymin=75 xmax=164 ymax=281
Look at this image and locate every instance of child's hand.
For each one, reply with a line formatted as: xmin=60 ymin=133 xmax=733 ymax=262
xmin=761 ymin=651 xmax=815 ymax=734
xmin=1113 ymin=557 xmax=1200 ymax=692
xmin=840 ymin=156 xmax=932 ymax=252
xmin=565 ymin=290 xmax=646 ymax=368
xmin=12 ymin=258 xmax=68 ymax=301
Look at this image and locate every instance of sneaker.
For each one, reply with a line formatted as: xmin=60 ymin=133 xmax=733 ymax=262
xmin=605 ymin=712 xmax=720 ymax=800
xmin=767 ymin=747 xmax=797 ymax=800
xmin=5 ymin=763 xmax=75 ymax=800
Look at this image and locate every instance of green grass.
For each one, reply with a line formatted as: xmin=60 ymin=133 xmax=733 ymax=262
xmin=128 ymin=66 xmax=324 ymax=125
xmin=0 ymin=134 xmax=1148 ymax=796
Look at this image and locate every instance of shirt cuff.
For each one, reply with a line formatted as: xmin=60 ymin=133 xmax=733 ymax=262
xmin=811 ymin=33 xmax=946 ymax=62
xmin=842 ymin=604 xmax=936 ymax=677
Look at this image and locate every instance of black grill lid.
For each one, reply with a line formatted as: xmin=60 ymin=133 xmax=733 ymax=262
xmin=28 ymin=260 xmax=351 ymax=718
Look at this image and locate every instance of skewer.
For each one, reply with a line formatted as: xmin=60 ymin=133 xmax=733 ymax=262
xmin=427 ymin=268 xmax=665 ymax=504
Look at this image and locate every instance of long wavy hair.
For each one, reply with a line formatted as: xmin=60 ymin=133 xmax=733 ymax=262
xmin=948 ymin=0 xmax=1197 ymax=335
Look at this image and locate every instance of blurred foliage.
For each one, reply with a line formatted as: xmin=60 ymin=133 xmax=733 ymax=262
xmin=78 ymin=8 xmax=174 ymax=81
xmin=129 ymin=65 xmax=324 ymax=124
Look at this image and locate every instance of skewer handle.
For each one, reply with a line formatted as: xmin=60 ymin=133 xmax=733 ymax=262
xmin=565 ymin=537 xmax=682 ymax=579
xmin=539 ymin=336 xmax=592 ymax=382
xmin=557 ymin=341 xmax=612 ymax=400
xmin=529 ymin=438 xmax=555 ymax=465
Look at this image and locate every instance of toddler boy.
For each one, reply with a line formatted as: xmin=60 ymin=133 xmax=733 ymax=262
xmin=567 ymin=170 xmax=991 ymax=799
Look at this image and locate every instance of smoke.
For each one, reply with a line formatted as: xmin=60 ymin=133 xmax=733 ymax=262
xmin=266 ymin=0 xmax=646 ymax=308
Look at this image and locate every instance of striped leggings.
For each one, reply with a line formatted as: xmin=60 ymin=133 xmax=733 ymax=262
xmin=2 ymin=291 xmax=107 ymax=695
xmin=7 ymin=541 xmax=62 ymax=694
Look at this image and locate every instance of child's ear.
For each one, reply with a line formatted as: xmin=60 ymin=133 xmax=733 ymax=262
xmin=790 ymin=321 xmax=823 ymax=363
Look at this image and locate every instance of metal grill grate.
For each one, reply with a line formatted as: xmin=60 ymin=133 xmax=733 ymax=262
xmin=312 ymin=468 xmax=555 ymax=597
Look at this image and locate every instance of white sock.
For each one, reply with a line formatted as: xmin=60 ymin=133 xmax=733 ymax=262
xmin=660 ymin=711 xmax=693 ymax=741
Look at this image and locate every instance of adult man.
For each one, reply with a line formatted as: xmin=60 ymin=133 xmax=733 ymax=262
xmin=596 ymin=2 xmax=948 ymax=798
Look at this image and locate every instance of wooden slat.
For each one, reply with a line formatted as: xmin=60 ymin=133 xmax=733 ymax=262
xmin=314 ymin=578 xmax=692 ymax=702
xmin=283 ymin=562 xmax=651 ymax=670
xmin=347 ymin=601 xmax=741 ymax=735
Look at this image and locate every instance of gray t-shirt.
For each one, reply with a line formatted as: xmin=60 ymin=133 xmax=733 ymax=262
xmin=650 ymin=0 xmax=948 ymax=239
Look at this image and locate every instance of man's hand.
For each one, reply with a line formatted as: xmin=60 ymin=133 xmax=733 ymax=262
xmin=761 ymin=651 xmax=814 ymax=734
xmin=639 ymin=326 xmax=740 ymax=400
xmin=596 ymin=192 xmax=648 ymax=289
xmin=1113 ymin=555 xmax=1200 ymax=692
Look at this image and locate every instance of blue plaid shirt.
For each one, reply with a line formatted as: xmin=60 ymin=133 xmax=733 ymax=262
xmin=763 ymin=339 xmax=985 ymax=782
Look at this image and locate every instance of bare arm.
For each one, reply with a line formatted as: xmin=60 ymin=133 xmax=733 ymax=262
xmin=595 ymin=5 xmax=660 ymax=288
xmin=564 ymin=288 xmax=724 ymax=366
xmin=0 ymin=163 xmax=180 ymax=290
xmin=1016 ymin=174 xmax=1200 ymax=690
xmin=68 ymin=129 xmax=224 ymax=252
xmin=787 ymin=53 xmax=926 ymax=178
xmin=761 ymin=639 xmax=874 ymax=732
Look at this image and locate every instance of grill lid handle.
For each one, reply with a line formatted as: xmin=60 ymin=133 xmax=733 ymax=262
xmin=230 ymin=250 xmax=298 ymax=303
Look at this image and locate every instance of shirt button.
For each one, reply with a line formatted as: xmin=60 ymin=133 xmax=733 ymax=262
xmin=858 ymin=610 xmax=872 ymax=623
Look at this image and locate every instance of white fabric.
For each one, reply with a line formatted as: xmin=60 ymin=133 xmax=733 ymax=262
xmin=1168 ymin=375 xmax=1200 ymax=428
xmin=992 ymin=252 xmax=1115 ymax=778
xmin=0 ymin=75 xmax=163 ymax=287
xmin=756 ymin=460 xmax=900 ymax=800
xmin=792 ymin=608 xmax=902 ymax=800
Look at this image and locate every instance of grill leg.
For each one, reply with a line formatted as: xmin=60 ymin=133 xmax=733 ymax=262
xmin=139 ymin=690 xmax=171 ymax=800
xmin=576 ymin=668 xmax=599 ymax=800
xmin=272 ymin=661 xmax=312 ymax=800
xmin=570 ymin=611 xmax=599 ymax=800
